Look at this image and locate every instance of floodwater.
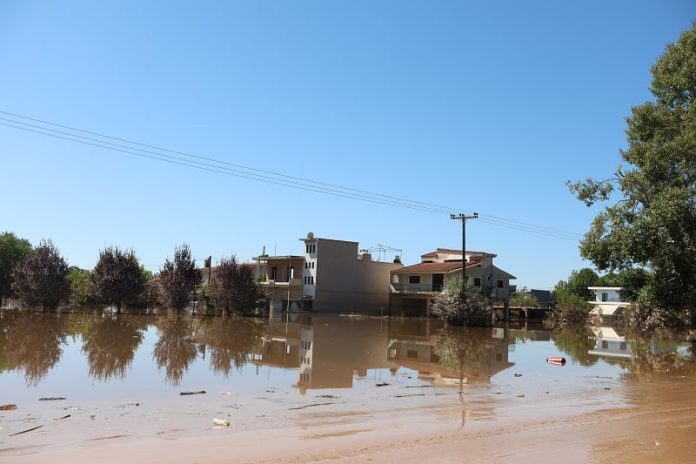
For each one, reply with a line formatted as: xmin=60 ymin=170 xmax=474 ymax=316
xmin=1 ymin=311 xmax=696 ymax=463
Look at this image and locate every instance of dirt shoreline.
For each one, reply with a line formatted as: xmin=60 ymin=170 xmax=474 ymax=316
xmin=3 ymin=380 xmax=695 ymax=463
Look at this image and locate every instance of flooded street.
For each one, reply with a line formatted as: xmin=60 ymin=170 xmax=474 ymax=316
xmin=2 ymin=312 xmax=696 ymax=463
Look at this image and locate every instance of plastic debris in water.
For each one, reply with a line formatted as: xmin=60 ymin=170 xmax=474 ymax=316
xmin=212 ymin=418 xmax=230 ymax=427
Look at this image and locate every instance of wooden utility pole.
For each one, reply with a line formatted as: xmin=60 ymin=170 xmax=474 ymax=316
xmin=450 ymin=213 xmax=478 ymax=292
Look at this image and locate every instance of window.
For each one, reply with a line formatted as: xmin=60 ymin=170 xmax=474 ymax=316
xmin=497 ymin=280 xmax=504 ymax=289
xmin=407 ymin=350 xmax=418 ymax=359
xmin=289 ymin=266 xmax=294 ymax=279
xmin=409 ymin=275 xmax=420 ymax=284
xmin=271 ymin=266 xmax=277 ymax=280
xmin=601 ymin=292 xmax=608 ymax=302
xmin=602 ymin=340 xmax=609 ymax=349
xmin=474 ymin=278 xmax=481 ymax=286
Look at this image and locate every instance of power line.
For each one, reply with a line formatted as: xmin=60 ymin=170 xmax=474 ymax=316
xmin=0 ymin=110 xmax=584 ymax=241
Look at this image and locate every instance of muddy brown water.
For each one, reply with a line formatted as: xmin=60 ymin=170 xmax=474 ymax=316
xmin=1 ymin=312 xmax=695 ymax=462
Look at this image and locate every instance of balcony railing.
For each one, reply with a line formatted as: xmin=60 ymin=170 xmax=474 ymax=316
xmin=391 ymin=283 xmax=440 ymax=293
xmin=391 ymin=283 xmax=510 ymax=299
xmin=261 ymin=278 xmax=304 ymax=286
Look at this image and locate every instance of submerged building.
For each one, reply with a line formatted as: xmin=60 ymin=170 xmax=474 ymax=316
xmin=255 ymin=233 xmax=403 ymax=315
xmin=389 ymin=248 xmax=516 ymax=317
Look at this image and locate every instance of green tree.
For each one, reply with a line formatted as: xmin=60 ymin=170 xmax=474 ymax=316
xmin=563 ymin=268 xmax=600 ymax=301
xmin=11 ymin=240 xmax=70 ymax=312
xmin=68 ymin=267 xmax=92 ymax=308
xmin=91 ymin=247 xmax=145 ymax=314
xmin=159 ymin=244 xmax=202 ymax=312
xmin=0 ymin=232 xmax=32 ymax=307
xmin=567 ymin=23 xmax=696 ymax=310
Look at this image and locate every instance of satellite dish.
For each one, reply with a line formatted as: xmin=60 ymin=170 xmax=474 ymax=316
xmin=307 ymin=232 xmax=315 ymax=239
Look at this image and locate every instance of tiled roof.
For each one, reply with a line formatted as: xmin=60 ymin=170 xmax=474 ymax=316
xmin=391 ymin=261 xmax=481 ymax=274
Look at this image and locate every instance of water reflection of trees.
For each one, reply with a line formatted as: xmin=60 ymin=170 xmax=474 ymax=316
xmin=0 ymin=312 xmax=67 ymax=385
xmin=153 ymin=316 xmax=198 ymax=386
xmin=432 ymin=327 xmax=503 ymax=390
xmin=551 ymin=325 xmax=598 ymax=366
xmin=81 ymin=315 xmax=145 ymax=381
xmin=621 ymin=331 xmax=696 ymax=381
xmin=198 ymin=317 xmax=263 ymax=376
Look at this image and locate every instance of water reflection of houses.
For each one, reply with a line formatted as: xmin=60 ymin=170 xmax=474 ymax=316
xmin=210 ymin=315 xmax=516 ymax=391
xmin=386 ymin=320 xmax=515 ymax=386
xmin=252 ymin=315 xmax=394 ymax=392
xmin=588 ymin=326 xmax=632 ymax=359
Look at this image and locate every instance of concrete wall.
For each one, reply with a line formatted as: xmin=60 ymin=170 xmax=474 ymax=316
xmin=304 ymin=237 xmax=402 ymax=314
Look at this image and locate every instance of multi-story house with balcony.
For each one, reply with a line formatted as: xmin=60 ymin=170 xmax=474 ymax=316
xmin=389 ymin=248 xmax=515 ymax=317
xmin=253 ymin=233 xmax=402 ymax=315
xmin=253 ymin=254 xmax=306 ymax=313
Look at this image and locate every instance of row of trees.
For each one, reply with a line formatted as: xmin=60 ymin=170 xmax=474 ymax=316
xmin=0 ymin=232 xmax=260 ymax=315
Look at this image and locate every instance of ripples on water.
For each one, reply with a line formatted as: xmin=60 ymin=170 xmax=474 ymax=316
xmin=1 ymin=311 xmax=695 ymax=401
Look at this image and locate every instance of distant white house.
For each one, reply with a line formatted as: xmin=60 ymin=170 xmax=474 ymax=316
xmin=588 ymin=286 xmax=630 ymax=320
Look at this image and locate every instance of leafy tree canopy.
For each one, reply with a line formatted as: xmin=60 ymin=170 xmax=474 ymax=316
xmin=567 ymin=23 xmax=696 ymax=309
xmin=12 ymin=240 xmax=70 ymax=311
xmin=159 ymin=244 xmax=202 ymax=311
xmin=92 ymin=246 xmax=145 ymax=313
xmin=0 ymin=232 xmax=32 ymax=303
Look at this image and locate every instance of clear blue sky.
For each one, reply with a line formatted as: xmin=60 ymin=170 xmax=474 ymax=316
xmin=0 ymin=1 xmax=693 ymax=289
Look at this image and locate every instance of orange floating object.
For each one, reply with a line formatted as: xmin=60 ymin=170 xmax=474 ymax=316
xmin=546 ymin=357 xmax=566 ymax=366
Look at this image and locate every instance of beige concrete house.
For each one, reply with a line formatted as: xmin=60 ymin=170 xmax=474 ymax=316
xmin=252 ymin=233 xmax=402 ymax=315
xmin=300 ymin=232 xmax=403 ymax=314
xmin=390 ymin=248 xmax=516 ymax=316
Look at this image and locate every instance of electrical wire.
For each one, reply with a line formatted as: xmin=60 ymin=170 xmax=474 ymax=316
xmin=0 ymin=110 xmax=584 ymax=241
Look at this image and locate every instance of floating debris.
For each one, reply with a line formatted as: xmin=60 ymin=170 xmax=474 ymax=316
xmin=546 ymin=357 xmax=566 ymax=366
xmin=0 ymin=404 xmax=17 ymax=411
xmin=288 ymin=402 xmax=336 ymax=410
xmin=514 ymin=373 xmax=523 ymax=377
xmin=10 ymin=425 xmax=44 ymax=436
xmin=376 ymin=382 xmax=389 ymax=387
xmin=212 ymin=418 xmax=230 ymax=427
xmin=39 ymin=397 xmax=66 ymax=401
xmin=180 ymin=391 xmax=206 ymax=396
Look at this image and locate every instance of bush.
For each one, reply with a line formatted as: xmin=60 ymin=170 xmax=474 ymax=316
xmin=431 ymin=287 xmax=492 ymax=326
xmin=624 ymin=291 xmax=694 ymax=331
